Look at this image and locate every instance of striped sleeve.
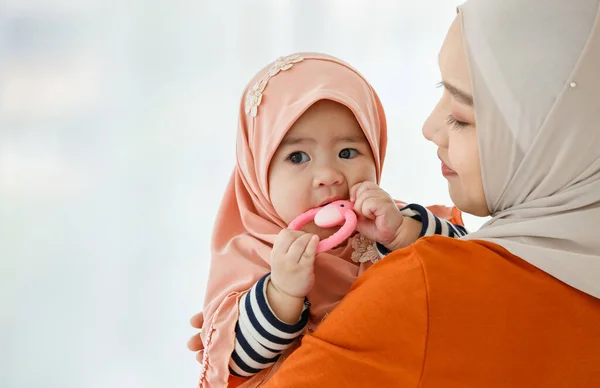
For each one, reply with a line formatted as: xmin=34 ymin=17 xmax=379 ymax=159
xmin=228 ymin=273 xmax=310 ymax=378
xmin=376 ymin=203 xmax=468 ymax=256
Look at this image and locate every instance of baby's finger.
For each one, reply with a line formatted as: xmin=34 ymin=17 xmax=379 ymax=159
xmin=287 ymin=233 xmax=314 ymax=263
xmin=274 ymin=229 xmax=303 ymax=254
xmin=354 ymin=192 xmax=377 ymax=220
xmin=355 ymin=181 xmax=378 ymax=201
xmin=358 ymin=197 xmax=379 ymax=220
xmin=300 ymin=235 xmax=319 ymax=265
xmin=350 ymin=181 xmax=377 ymax=202
xmin=353 ymin=196 xmax=365 ymax=218
xmin=349 ymin=182 xmax=366 ymax=202
xmin=353 ymin=186 xmax=369 ymax=215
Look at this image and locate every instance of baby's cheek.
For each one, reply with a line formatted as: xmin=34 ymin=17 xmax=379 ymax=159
xmin=354 ymin=162 xmax=378 ymax=184
xmin=271 ymin=193 xmax=294 ymax=224
xmin=279 ymin=193 xmax=310 ymax=224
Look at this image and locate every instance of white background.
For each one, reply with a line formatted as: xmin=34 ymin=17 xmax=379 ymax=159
xmin=0 ymin=1 xmax=487 ymax=387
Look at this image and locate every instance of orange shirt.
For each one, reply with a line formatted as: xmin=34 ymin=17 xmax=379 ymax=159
xmin=263 ymin=236 xmax=600 ymax=387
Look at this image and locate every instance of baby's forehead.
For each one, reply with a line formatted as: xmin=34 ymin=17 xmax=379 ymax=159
xmin=275 ymin=103 xmax=371 ymax=153
xmin=289 ymin=100 xmax=367 ymax=132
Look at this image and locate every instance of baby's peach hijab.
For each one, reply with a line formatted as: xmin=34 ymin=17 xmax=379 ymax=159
xmin=199 ymin=53 xmax=388 ymax=386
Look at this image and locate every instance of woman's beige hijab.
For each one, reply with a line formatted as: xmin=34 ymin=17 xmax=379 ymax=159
xmin=459 ymin=0 xmax=600 ymax=298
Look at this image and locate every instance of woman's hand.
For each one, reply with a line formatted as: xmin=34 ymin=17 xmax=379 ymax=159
xmin=187 ymin=312 xmax=204 ymax=363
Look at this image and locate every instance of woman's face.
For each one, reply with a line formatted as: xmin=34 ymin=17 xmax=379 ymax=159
xmin=422 ymin=16 xmax=489 ymax=217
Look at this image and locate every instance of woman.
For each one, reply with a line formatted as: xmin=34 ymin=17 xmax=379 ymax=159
xmin=191 ymin=0 xmax=600 ymax=386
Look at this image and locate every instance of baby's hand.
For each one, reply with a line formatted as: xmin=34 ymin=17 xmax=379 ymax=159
xmin=270 ymin=230 xmax=319 ymax=299
xmin=350 ymin=181 xmax=406 ymax=249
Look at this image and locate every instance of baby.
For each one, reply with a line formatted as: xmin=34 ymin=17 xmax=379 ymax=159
xmin=195 ymin=53 xmax=466 ymax=387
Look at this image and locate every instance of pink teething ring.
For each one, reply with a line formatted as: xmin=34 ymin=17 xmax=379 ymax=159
xmin=287 ymin=200 xmax=357 ymax=253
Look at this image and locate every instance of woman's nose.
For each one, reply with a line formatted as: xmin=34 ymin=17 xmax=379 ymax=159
xmin=423 ymin=102 xmax=449 ymax=148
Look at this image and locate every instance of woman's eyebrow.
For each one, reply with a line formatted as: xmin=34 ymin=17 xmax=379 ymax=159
xmin=439 ymin=81 xmax=474 ymax=106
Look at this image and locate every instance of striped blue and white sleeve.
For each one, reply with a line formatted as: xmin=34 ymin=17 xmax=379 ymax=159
xmin=228 ymin=273 xmax=310 ymax=378
xmin=376 ymin=203 xmax=468 ymax=256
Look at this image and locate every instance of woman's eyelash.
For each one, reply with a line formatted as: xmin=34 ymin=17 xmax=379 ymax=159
xmin=446 ymin=115 xmax=468 ymax=129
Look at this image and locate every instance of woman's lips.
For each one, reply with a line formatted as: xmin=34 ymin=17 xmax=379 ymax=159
xmin=441 ymin=161 xmax=457 ymax=177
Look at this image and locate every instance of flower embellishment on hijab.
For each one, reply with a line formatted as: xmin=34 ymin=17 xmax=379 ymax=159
xmin=351 ymin=234 xmax=381 ymax=264
xmin=244 ymin=53 xmax=304 ymax=117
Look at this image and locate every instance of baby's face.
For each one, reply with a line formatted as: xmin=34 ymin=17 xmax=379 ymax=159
xmin=268 ymin=100 xmax=377 ymax=240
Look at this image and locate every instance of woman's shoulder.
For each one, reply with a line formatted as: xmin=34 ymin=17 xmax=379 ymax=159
xmin=371 ymin=236 xmax=520 ymax=281
xmin=373 ymin=235 xmax=576 ymax=312
xmin=409 ymin=235 xmax=546 ymax=282
xmin=356 ymin=235 xmax=597 ymax=326
xmin=351 ymin=236 xmax=506 ymax=293
xmin=412 ymin=234 xmax=516 ymax=260
xmin=395 ymin=235 xmax=556 ymax=295
xmin=387 ymin=238 xmax=600 ymax=387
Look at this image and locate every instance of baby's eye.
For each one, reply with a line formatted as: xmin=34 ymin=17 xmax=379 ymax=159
xmin=339 ymin=148 xmax=358 ymax=159
xmin=288 ymin=151 xmax=310 ymax=164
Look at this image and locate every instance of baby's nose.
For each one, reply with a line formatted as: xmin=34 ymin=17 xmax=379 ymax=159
xmin=313 ymin=167 xmax=345 ymax=187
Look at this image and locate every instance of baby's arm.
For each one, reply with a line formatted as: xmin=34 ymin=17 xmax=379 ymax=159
xmin=350 ymin=182 xmax=467 ymax=254
xmin=199 ymin=231 xmax=317 ymax=385
xmin=229 ymin=274 xmax=310 ymax=377
xmin=402 ymin=204 xmax=467 ymax=238
xmin=229 ymin=230 xmax=318 ymax=378
xmin=375 ymin=203 xmax=468 ymax=255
